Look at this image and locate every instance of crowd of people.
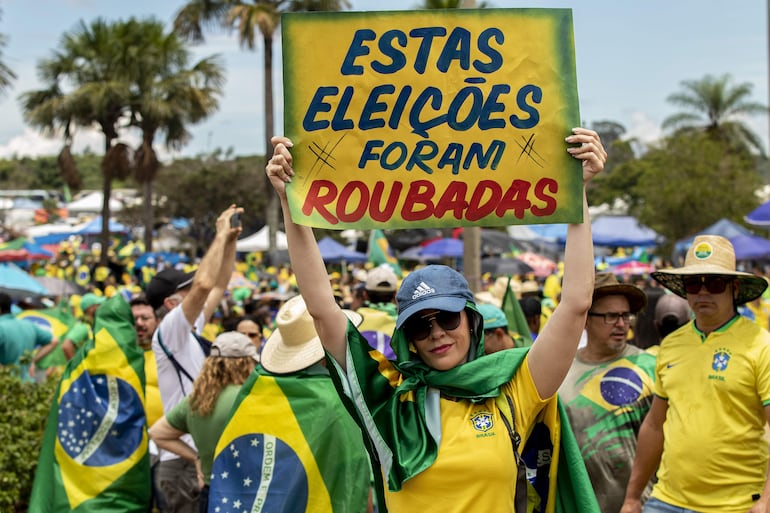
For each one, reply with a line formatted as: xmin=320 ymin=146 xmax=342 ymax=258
xmin=3 ymin=127 xmax=770 ymax=513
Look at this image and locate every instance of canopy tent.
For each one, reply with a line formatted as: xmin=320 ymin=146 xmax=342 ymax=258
xmin=32 ymin=216 xmax=129 ymax=245
xmin=66 ymin=191 xmax=123 ymax=214
xmin=675 ymin=218 xmax=755 ymax=253
xmin=745 ymin=199 xmax=770 ymax=226
xmin=235 ymin=226 xmax=288 ymax=253
xmin=589 ymin=216 xmax=660 ymax=247
xmin=730 ymin=234 xmax=770 ymax=260
xmin=317 ymin=236 xmax=368 ymax=263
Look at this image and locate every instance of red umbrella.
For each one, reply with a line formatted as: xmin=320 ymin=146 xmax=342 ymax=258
xmin=0 ymin=237 xmax=53 ymax=262
xmin=515 ymin=252 xmax=558 ymax=277
xmin=610 ymin=260 xmax=655 ymax=276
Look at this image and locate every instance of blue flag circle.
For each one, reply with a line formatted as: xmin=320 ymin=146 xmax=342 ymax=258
xmin=599 ymin=367 xmax=644 ymax=406
xmin=57 ymin=372 xmax=144 ymax=466
xmin=210 ymin=434 xmax=309 ymax=513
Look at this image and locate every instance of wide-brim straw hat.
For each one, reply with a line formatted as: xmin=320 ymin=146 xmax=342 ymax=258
xmin=261 ymin=295 xmax=363 ymax=374
xmin=651 ymin=235 xmax=768 ymax=305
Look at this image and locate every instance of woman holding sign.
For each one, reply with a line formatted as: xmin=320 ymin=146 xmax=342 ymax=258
xmin=265 ymin=128 xmax=606 ymax=512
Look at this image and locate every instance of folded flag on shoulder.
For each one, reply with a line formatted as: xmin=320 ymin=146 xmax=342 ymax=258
xmin=29 ymin=295 xmax=150 ymax=513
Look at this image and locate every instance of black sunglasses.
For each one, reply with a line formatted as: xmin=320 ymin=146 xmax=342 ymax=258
xmin=683 ymin=275 xmax=732 ymax=295
xmin=403 ymin=310 xmax=462 ymax=341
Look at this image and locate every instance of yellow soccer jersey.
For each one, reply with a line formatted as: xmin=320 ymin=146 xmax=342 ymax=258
xmin=652 ymin=316 xmax=770 ymax=513
xmin=384 ymin=359 xmax=546 ymax=513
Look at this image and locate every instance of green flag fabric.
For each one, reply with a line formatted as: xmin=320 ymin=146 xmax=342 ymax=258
xmin=368 ymin=229 xmax=402 ymax=277
xmin=502 ymin=276 xmax=534 ymax=346
xmin=208 ymin=364 xmax=370 ymax=513
xmin=328 ymin=317 xmax=600 ymax=512
xmin=28 ymin=295 xmax=150 ymax=513
xmin=17 ymin=301 xmax=77 ymax=369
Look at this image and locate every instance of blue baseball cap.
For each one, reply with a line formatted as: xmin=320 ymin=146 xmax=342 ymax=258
xmin=477 ymin=303 xmax=508 ymax=330
xmin=395 ymin=265 xmax=474 ymax=328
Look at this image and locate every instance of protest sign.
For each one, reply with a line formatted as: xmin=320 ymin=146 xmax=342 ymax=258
xmin=282 ymin=8 xmax=582 ymax=229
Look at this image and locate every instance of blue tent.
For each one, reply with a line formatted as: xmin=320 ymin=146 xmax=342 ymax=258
xmin=730 ymin=234 xmax=770 ymax=260
xmin=589 ymin=216 xmax=660 ymax=247
xmin=76 ymin=216 xmax=128 ymax=235
xmin=675 ymin=218 xmax=755 ymax=253
xmin=317 ymin=237 xmax=368 ymax=263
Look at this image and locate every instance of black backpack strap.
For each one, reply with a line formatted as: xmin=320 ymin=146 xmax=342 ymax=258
xmin=191 ymin=330 xmax=212 ymax=356
xmin=156 ymin=328 xmax=197 ymax=395
xmin=497 ymin=394 xmax=529 ymax=513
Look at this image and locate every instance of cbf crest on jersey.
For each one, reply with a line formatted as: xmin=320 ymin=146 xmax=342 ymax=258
xmin=471 ymin=411 xmax=494 ymax=433
xmin=712 ymin=348 xmax=732 ymax=372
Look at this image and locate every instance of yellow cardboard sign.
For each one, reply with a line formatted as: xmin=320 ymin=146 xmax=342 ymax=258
xmin=282 ymin=9 xmax=582 ymax=229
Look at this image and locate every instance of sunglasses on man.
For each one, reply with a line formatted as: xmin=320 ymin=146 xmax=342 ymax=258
xmin=403 ymin=310 xmax=462 ymax=341
xmin=682 ymin=275 xmax=733 ymax=295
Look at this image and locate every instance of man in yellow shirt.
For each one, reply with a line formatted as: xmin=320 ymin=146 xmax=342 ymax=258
xmin=622 ymin=236 xmax=770 ymax=513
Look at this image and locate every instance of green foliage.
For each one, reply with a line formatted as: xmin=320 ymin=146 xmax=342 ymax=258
xmin=0 ymin=367 xmax=57 ymax=513
xmin=0 ymin=152 xmax=126 ymax=193
xmin=634 ymin=132 xmax=762 ymax=253
xmin=154 ymin=155 xmax=267 ymax=253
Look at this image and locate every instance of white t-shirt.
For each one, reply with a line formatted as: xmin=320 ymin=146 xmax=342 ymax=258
xmin=151 ymin=305 xmax=207 ymax=461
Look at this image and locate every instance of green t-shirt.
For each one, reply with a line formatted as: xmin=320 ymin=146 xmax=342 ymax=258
xmin=38 ymin=321 xmax=91 ymax=369
xmin=166 ymin=385 xmax=242 ymax=484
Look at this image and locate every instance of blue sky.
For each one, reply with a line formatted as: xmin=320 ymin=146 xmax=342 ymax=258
xmin=0 ymin=0 xmax=766 ymax=160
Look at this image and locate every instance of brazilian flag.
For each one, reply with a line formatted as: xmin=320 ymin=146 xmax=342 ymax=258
xmin=28 ymin=296 xmax=151 ymax=513
xmin=209 ymin=366 xmax=370 ymax=513
xmin=368 ymin=229 xmax=402 ymax=277
xmin=501 ymin=276 xmax=533 ymax=347
xmin=17 ymin=302 xmax=77 ymax=369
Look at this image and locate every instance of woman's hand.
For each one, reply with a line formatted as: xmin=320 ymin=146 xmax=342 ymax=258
xmin=566 ymin=127 xmax=607 ymax=184
xmin=266 ymin=136 xmax=295 ymax=199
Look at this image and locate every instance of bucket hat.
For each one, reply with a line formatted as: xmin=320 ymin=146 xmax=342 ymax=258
xmin=593 ymin=272 xmax=647 ymax=313
xmin=261 ymin=295 xmax=362 ymax=374
xmin=651 ymin=235 xmax=767 ymax=305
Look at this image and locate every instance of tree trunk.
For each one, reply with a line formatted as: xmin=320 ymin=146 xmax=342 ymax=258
xmin=264 ymin=33 xmax=279 ymax=251
xmin=143 ymin=179 xmax=154 ymax=252
xmin=100 ymin=138 xmax=113 ymax=267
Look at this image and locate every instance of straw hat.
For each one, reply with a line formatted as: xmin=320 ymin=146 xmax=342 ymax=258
xmin=651 ymin=235 xmax=768 ymax=305
xmin=261 ymin=295 xmax=363 ymax=374
xmin=593 ymin=272 xmax=647 ymax=313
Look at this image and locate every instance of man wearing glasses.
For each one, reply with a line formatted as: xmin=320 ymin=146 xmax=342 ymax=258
xmin=559 ymin=271 xmax=655 ymax=513
xmin=621 ymin=235 xmax=770 ymax=513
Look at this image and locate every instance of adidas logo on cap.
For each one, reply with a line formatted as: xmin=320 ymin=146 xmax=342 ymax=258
xmin=412 ymin=282 xmax=435 ymax=299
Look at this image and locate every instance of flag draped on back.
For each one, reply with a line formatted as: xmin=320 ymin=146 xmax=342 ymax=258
xmin=368 ymin=229 xmax=402 ymax=277
xmin=29 ymin=296 xmax=150 ymax=513
xmin=501 ymin=276 xmax=533 ymax=346
xmin=209 ymin=366 xmax=370 ymax=513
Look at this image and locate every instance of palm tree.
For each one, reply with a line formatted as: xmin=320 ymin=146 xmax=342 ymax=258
xmin=663 ymin=74 xmax=768 ymax=156
xmin=173 ymin=0 xmax=351 ymax=251
xmin=0 ymin=9 xmax=16 ymax=96
xmin=417 ymin=0 xmax=489 ymax=7
xmin=19 ymin=18 xmax=135 ymax=265
xmin=125 ymin=19 xmax=225 ymax=252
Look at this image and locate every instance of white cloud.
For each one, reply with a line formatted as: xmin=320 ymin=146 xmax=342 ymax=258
xmin=624 ymin=112 xmax=664 ymax=146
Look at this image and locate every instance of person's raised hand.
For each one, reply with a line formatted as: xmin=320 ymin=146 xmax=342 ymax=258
xmin=566 ymin=127 xmax=607 ymax=184
xmin=266 ymin=136 xmax=294 ymax=199
xmin=216 ymin=204 xmax=243 ymax=242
